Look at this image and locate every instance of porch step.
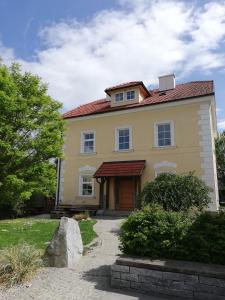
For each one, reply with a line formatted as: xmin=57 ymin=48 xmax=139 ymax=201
xmin=96 ymin=209 xmax=131 ymax=217
xmin=50 ymin=205 xmax=99 ymax=219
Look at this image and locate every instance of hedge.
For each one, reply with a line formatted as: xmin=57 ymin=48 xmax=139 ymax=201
xmin=120 ymin=204 xmax=225 ymax=264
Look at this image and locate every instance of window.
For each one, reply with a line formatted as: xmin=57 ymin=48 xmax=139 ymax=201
xmin=155 ymin=122 xmax=174 ymax=147
xmin=115 ymin=93 xmax=123 ymax=102
xmin=115 ymin=127 xmax=132 ymax=151
xmin=80 ymin=175 xmax=94 ymax=197
xmin=126 ymin=90 xmax=135 ymax=100
xmin=81 ymin=131 xmax=95 ymax=153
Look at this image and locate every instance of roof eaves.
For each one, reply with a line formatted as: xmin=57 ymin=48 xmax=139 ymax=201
xmin=63 ymin=92 xmax=214 ymax=120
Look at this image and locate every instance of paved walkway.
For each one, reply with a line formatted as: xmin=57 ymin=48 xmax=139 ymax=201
xmin=0 ymin=217 xmax=169 ymax=300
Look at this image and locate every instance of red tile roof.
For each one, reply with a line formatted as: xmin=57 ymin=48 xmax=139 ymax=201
xmin=94 ymin=160 xmax=146 ymax=177
xmin=63 ymin=81 xmax=214 ymax=119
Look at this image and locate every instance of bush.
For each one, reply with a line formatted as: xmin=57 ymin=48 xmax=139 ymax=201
xmin=120 ymin=204 xmax=193 ymax=258
xmin=0 ymin=243 xmax=42 ymax=287
xmin=140 ymin=173 xmax=211 ymax=211
xmin=120 ymin=205 xmax=225 ymax=264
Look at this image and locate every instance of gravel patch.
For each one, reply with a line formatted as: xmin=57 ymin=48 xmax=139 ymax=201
xmin=0 ymin=217 xmax=169 ymax=300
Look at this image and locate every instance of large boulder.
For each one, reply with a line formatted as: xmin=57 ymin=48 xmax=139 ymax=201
xmin=45 ymin=217 xmax=83 ymax=268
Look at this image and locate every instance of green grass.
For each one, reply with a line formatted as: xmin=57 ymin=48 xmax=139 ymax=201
xmin=0 ymin=218 xmax=59 ymax=251
xmin=0 ymin=218 xmax=97 ymax=251
xmin=79 ymin=219 xmax=97 ymax=245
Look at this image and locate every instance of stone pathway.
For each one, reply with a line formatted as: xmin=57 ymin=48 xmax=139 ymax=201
xmin=0 ymin=217 xmax=169 ymax=300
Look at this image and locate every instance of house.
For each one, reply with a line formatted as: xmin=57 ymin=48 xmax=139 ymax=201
xmin=56 ymin=74 xmax=219 ymax=212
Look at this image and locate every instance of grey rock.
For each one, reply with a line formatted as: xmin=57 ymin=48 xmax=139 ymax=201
xmin=45 ymin=217 xmax=83 ymax=268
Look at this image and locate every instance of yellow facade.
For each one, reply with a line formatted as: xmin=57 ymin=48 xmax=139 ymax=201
xmin=59 ymin=94 xmax=219 ymax=211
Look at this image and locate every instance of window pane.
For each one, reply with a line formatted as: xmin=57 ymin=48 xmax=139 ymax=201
xmin=84 ymin=140 xmax=94 ymax=152
xmin=83 ymin=132 xmax=94 ymax=153
xmin=82 ymin=176 xmax=93 ymax=196
xmin=157 ymin=123 xmax=171 ymax=146
xmin=115 ymin=93 xmax=123 ymax=102
xmin=118 ymin=128 xmax=130 ymax=150
xmin=127 ymin=91 xmax=135 ymax=100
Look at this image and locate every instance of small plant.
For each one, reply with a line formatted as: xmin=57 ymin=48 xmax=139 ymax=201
xmin=140 ymin=172 xmax=211 ymax=211
xmin=0 ymin=242 xmax=42 ymax=287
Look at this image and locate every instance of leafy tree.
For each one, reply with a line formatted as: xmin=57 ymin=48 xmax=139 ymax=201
xmin=140 ymin=173 xmax=211 ymax=211
xmin=215 ymin=132 xmax=225 ymax=202
xmin=0 ymin=63 xmax=64 ymax=214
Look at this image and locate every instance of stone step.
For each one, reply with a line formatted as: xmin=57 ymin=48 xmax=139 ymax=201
xmin=96 ymin=209 xmax=131 ymax=217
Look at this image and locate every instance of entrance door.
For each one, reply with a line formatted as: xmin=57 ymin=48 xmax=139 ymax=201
xmin=118 ymin=177 xmax=135 ymax=210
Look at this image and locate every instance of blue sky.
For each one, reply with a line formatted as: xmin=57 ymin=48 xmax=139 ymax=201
xmin=0 ymin=0 xmax=225 ymax=129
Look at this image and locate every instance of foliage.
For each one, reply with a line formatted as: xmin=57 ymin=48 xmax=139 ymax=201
xmin=215 ymin=132 xmax=225 ymax=202
xmin=0 ymin=242 xmax=42 ymax=287
xmin=120 ymin=204 xmax=193 ymax=258
xmin=0 ymin=218 xmax=59 ymax=251
xmin=0 ymin=62 xmax=64 ymax=214
xmin=140 ymin=173 xmax=211 ymax=211
xmin=120 ymin=205 xmax=225 ymax=264
xmin=79 ymin=219 xmax=97 ymax=245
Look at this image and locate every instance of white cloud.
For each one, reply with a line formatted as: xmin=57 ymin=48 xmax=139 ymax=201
xmin=1 ymin=1 xmax=225 ymax=110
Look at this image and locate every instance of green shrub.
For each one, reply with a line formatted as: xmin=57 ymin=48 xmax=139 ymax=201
xmin=0 ymin=242 xmax=42 ymax=287
xmin=120 ymin=205 xmax=225 ymax=264
xmin=140 ymin=173 xmax=211 ymax=211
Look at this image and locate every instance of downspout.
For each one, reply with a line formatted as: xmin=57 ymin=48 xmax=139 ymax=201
xmin=55 ymin=158 xmax=61 ymax=208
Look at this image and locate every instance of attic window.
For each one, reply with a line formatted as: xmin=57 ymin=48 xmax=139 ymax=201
xmin=126 ymin=90 xmax=135 ymax=100
xmin=115 ymin=93 xmax=123 ymax=102
xmin=159 ymin=91 xmax=166 ymax=96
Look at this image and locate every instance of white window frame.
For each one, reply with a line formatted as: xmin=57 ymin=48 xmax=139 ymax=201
xmin=126 ymin=90 xmax=135 ymax=101
xmin=115 ymin=126 xmax=133 ymax=151
xmin=115 ymin=92 xmax=124 ymax=102
xmin=80 ymin=130 xmax=96 ymax=154
xmin=79 ymin=174 xmax=94 ymax=197
xmin=154 ymin=121 xmax=175 ymax=148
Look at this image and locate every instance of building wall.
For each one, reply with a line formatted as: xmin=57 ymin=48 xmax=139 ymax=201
xmin=59 ymin=95 xmax=219 ymax=211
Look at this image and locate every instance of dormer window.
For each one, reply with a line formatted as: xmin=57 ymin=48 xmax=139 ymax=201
xmin=126 ymin=90 xmax=135 ymax=100
xmin=115 ymin=93 xmax=123 ymax=102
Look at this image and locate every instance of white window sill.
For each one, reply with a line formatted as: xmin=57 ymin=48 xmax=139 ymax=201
xmin=80 ymin=152 xmax=97 ymax=155
xmin=113 ymin=149 xmax=134 ymax=153
xmin=152 ymin=145 xmax=177 ymax=150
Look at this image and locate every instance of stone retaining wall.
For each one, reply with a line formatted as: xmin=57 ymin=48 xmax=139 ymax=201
xmin=111 ymin=256 xmax=225 ymax=299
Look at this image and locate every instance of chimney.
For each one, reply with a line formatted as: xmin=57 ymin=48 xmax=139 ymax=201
xmin=158 ymin=74 xmax=175 ymax=91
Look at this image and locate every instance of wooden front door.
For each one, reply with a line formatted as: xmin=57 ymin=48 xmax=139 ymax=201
xmin=118 ymin=177 xmax=135 ymax=210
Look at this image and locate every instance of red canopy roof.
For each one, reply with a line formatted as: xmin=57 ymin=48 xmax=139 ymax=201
xmin=94 ymin=160 xmax=146 ymax=177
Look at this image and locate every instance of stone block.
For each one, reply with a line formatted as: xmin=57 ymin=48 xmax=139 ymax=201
xmin=130 ymin=267 xmax=163 ymax=279
xmin=121 ymin=272 xmax=138 ymax=282
xmin=197 ymin=283 xmax=225 ymax=296
xmin=111 ymin=264 xmax=130 ymax=273
xmin=194 ymin=291 xmax=225 ymax=300
xmin=111 ymin=271 xmax=121 ymax=279
xmin=111 ymin=278 xmax=130 ymax=289
xmin=199 ymin=276 xmax=225 ymax=287
xmin=170 ymin=281 xmax=195 ymax=291
xmin=162 ymin=271 xmax=198 ymax=284
xmin=138 ymin=275 xmax=170 ymax=287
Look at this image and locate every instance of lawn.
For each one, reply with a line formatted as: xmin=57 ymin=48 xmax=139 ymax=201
xmin=0 ymin=217 xmax=97 ymax=251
